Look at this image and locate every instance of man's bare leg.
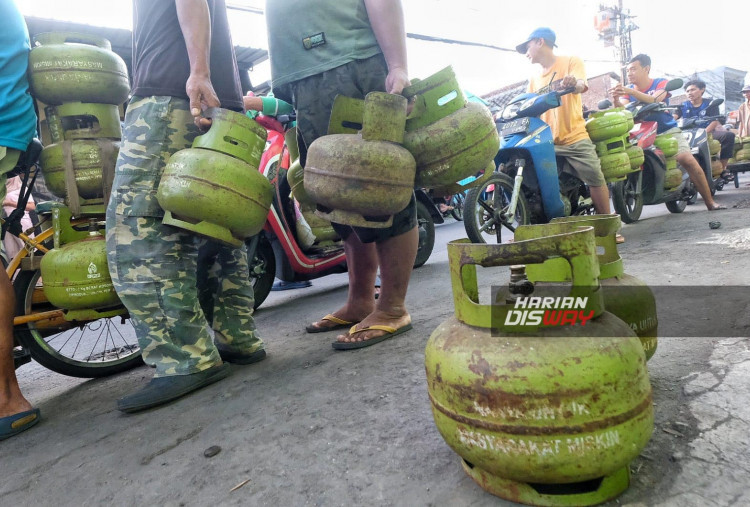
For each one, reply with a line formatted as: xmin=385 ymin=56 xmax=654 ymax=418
xmin=0 ymin=273 xmax=33 ymax=418
xmin=336 ymin=225 xmax=417 ymax=344
xmin=677 ymin=152 xmax=722 ymax=210
xmin=590 ymin=184 xmax=612 ymax=215
xmin=307 ymin=233 xmax=377 ymax=331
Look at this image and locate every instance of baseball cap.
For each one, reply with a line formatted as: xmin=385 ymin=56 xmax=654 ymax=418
xmin=516 ymin=27 xmax=557 ymax=54
xmin=742 ymin=84 xmax=750 ymax=93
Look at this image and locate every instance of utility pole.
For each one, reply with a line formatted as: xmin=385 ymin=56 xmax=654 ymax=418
xmin=594 ymin=1 xmax=639 ymax=82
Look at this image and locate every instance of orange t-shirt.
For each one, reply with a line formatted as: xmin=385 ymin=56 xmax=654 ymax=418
xmin=526 ymin=55 xmax=589 ymax=146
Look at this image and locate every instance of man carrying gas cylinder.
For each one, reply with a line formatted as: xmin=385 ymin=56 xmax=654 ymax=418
xmin=107 ymin=0 xmax=267 ymax=413
xmin=265 ymin=0 xmax=418 ymax=349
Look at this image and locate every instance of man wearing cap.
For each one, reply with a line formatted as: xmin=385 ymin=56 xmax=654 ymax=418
xmin=610 ymin=54 xmax=724 ymax=211
xmin=516 ymin=27 xmax=614 ymax=223
xmin=737 ymin=84 xmax=750 ymax=137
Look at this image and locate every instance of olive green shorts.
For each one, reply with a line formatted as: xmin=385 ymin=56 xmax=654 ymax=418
xmin=555 ymin=139 xmax=607 ymax=187
xmin=290 ymin=54 xmax=417 ymax=244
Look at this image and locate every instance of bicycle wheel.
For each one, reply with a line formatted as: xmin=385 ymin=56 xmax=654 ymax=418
xmin=464 ymin=173 xmax=530 ymax=243
xmin=450 ymin=192 xmax=465 ymax=221
xmin=13 ymin=269 xmax=142 ymax=378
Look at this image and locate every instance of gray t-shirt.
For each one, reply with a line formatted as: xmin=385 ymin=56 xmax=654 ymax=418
xmin=265 ymin=0 xmax=382 ymax=100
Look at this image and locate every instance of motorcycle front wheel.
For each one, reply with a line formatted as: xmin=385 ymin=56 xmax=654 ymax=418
xmin=464 ymin=173 xmax=530 ymax=244
xmin=612 ymin=171 xmax=644 ymax=224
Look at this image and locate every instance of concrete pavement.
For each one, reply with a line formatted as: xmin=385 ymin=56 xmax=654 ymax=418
xmin=2 ymin=183 xmax=749 ymax=506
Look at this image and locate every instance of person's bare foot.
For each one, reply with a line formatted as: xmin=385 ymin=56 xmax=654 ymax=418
xmin=0 ymin=394 xmax=34 ymax=419
xmin=306 ymin=306 xmax=372 ymax=332
xmin=707 ymin=203 xmax=726 ymax=211
xmin=334 ymin=310 xmax=411 ymax=344
xmin=616 ymin=233 xmax=625 ymax=244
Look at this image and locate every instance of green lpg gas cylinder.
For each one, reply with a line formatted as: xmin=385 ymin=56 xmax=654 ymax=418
xmin=708 ymin=134 xmax=721 ymax=157
xmin=711 ymin=159 xmax=723 ymax=178
xmin=304 ymin=92 xmax=416 ymax=228
xmin=519 ymin=215 xmax=658 ymax=360
xmin=40 ymin=231 xmax=120 ymax=311
xmin=599 ymin=151 xmax=632 ymax=181
xmin=157 ymin=108 xmax=272 ymax=247
xmin=29 ymin=32 xmax=129 ymax=106
xmin=664 ymin=167 xmax=683 ymax=189
xmin=299 ymin=203 xmax=339 ymax=243
xmin=425 ymin=229 xmax=653 ymax=506
xmin=586 ymin=110 xmax=631 ymax=142
xmin=736 ymin=148 xmax=750 ymax=161
xmin=401 ymin=66 xmax=500 ymax=192
xmin=654 ymin=133 xmax=679 ymax=158
xmin=39 ymin=139 xmax=119 ymax=201
xmin=44 ymin=103 xmax=122 ymax=143
xmin=626 ymin=145 xmax=645 ymax=169
xmin=284 ymin=127 xmax=316 ymax=207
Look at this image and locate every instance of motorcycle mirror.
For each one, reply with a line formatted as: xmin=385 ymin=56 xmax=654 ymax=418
xmin=709 ymin=98 xmax=724 ymax=108
xmin=598 ymin=99 xmax=613 ymax=110
xmin=665 ymin=78 xmax=683 ymax=92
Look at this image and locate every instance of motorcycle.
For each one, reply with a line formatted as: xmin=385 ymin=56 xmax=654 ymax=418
xmin=677 ymin=98 xmax=728 ymax=194
xmin=463 ymin=87 xmax=596 ymax=243
xmin=605 ymin=79 xmax=699 ymax=223
xmin=245 ymin=108 xmax=440 ymax=310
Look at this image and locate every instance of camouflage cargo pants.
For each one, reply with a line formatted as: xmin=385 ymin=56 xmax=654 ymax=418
xmin=106 ymin=96 xmax=263 ymax=377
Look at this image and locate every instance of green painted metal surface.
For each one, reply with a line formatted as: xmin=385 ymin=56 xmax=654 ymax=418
xmin=402 ymin=66 xmax=499 ymax=189
xmin=424 ymin=228 xmax=653 ymax=505
xmin=29 ymin=32 xmax=130 ymax=106
xmin=518 ymin=215 xmax=658 ymax=360
xmin=304 ymin=92 xmax=415 ymax=228
xmin=40 ymin=139 xmax=119 ymax=200
xmin=157 ymin=108 xmax=272 ymax=247
xmin=45 ymin=103 xmax=122 ymax=142
xmin=41 ymin=232 xmax=121 ymax=311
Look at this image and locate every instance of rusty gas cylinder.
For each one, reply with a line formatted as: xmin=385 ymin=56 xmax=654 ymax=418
xmin=518 ymin=215 xmax=658 ymax=360
xmin=425 ymin=227 xmax=653 ymax=506
xmin=157 ymin=108 xmax=272 ymax=247
xmin=401 ymin=66 xmax=499 ymax=192
xmin=304 ymin=92 xmax=416 ymax=228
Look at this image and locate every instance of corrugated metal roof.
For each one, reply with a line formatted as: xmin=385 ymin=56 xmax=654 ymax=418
xmin=24 ymin=16 xmax=268 ymax=78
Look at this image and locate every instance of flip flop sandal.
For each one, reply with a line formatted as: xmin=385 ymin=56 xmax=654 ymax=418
xmin=305 ymin=314 xmax=356 ymax=333
xmin=332 ymin=323 xmax=413 ymax=350
xmin=0 ymin=408 xmax=41 ymax=441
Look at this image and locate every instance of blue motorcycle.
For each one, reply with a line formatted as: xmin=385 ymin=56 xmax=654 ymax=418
xmin=464 ymin=87 xmax=593 ymax=243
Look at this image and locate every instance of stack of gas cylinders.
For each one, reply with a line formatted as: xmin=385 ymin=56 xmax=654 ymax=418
xmin=424 ymin=218 xmax=656 ymax=506
xmin=707 ymin=134 xmax=723 ymax=179
xmin=286 ymin=128 xmax=340 ymax=247
xmin=586 ymin=108 xmax=643 ymax=183
xmin=730 ymin=135 xmax=750 ymax=163
xmin=28 ymin=32 xmax=129 ymax=315
xmin=298 ymin=66 xmax=499 ymax=228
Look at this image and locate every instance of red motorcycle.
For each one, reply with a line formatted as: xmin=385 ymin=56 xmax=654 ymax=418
xmin=246 ymin=107 xmax=440 ymax=310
